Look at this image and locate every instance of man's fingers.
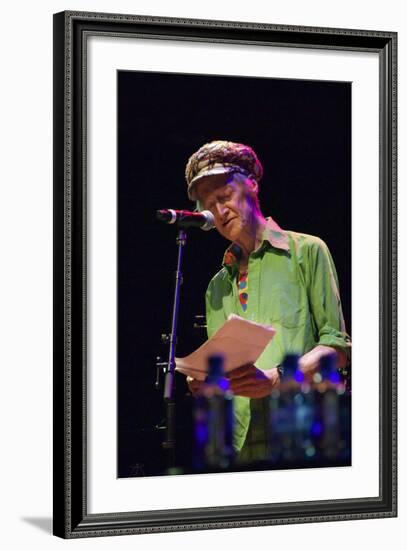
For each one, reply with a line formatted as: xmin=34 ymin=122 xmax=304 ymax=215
xmin=230 ymin=379 xmax=264 ymax=392
xmin=229 ymin=368 xmax=276 ymax=397
xmin=227 ymin=363 xmax=256 ymax=379
xmin=229 ymin=382 xmax=254 ymax=394
xmin=187 ymin=377 xmax=204 ymax=396
xmin=228 ymin=365 xmax=268 ymax=383
xmin=229 ymin=381 xmax=271 ymax=399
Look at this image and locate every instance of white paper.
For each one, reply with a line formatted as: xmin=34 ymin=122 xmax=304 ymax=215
xmin=175 ymin=314 xmax=276 ymax=380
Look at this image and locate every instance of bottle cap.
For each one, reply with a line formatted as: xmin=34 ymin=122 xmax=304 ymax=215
xmin=320 ymin=353 xmax=340 ymax=383
xmin=206 ymin=354 xmax=225 ymax=384
xmin=281 ymin=354 xmax=300 ymax=380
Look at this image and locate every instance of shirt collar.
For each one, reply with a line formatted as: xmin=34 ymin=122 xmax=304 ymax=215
xmin=221 ymin=216 xmax=290 ymax=271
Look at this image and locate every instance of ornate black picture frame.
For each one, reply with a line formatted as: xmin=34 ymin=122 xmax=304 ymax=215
xmin=53 ymin=10 xmax=397 ymax=538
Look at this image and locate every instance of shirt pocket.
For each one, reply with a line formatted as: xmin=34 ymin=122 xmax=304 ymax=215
xmin=268 ymin=281 xmax=305 ymax=329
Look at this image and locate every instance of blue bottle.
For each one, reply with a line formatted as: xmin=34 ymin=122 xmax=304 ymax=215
xmin=193 ymin=354 xmax=235 ymax=470
xmin=320 ymin=356 xmax=351 ymax=463
xmin=269 ymin=354 xmax=321 ymax=465
xmin=269 ymin=354 xmax=301 ymax=464
xmin=314 ymin=353 xmax=350 ymax=462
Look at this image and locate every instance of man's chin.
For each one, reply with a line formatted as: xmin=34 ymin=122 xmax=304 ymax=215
xmin=223 ymin=223 xmax=241 ymax=241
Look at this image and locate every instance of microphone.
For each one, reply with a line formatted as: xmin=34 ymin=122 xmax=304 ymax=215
xmin=156 ymin=209 xmax=215 ymax=231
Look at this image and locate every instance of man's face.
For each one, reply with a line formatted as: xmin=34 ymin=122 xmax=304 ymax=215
xmin=195 ymin=172 xmax=258 ymax=242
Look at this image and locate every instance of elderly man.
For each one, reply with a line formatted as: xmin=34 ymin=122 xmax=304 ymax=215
xmin=185 ymin=140 xmax=351 ymax=462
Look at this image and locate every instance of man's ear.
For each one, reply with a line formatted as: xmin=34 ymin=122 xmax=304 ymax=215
xmin=247 ymin=178 xmax=259 ymax=196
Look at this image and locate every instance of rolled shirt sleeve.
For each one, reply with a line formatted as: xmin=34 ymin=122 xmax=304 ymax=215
xmin=307 ymin=238 xmax=351 ymax=361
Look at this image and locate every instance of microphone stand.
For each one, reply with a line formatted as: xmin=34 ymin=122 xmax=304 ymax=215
xmin=161 ymin=228 xmax=187 ymax=469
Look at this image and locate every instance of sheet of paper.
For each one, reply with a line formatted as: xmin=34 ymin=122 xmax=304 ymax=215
xmin=175 ymin=314 xmax=276 ymax=380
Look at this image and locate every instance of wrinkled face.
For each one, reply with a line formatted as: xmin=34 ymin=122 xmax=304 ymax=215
xmin=195 ymin=172 xmax=259 ymax=242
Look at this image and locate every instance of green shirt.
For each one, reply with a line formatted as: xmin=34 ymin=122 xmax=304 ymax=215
xmin=205 ymin=217 xmax=351 ymax=454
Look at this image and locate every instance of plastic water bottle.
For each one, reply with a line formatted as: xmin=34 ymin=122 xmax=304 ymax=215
xmin=313 ymin=354 xmax=350 ymax=463
xmin=193 ymin=354 xmax=235 ymax=470
xmin=322 ymin=354 xmax=351 ymax=462
xmin=269 ymin=354 xmax=319 ymax=465
xmin=269 ymin=354 xmax=301 ymax=464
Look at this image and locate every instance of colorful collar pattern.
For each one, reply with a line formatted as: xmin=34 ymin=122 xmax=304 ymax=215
xmin=237 ymin=270 xmax=249 ymax=311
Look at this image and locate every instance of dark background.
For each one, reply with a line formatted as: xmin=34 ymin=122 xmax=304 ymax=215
xmin=117 ymin=70 xmax=351 ymax=477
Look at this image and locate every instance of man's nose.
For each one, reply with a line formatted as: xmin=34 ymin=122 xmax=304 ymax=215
xmin=216 ymin=203 xmax=228 ymax=218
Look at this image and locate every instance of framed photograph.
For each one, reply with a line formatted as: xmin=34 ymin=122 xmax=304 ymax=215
xmin=53 ymin=10 xmax=397 ymax=538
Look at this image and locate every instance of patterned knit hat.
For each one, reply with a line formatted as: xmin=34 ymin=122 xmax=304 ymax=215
xmin=185 ymin=140 xmax=264 ymax=200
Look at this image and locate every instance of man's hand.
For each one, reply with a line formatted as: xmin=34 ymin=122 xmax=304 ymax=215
xmin=186 ymin=376 xmax=205 ymax=397
xmin=227 ymin=364 xmax=280 ymax=398
xmin=298 ymin=344 xmax=347 ymax=381
xmin=187 ymin=364 xmax=280 ymax=398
